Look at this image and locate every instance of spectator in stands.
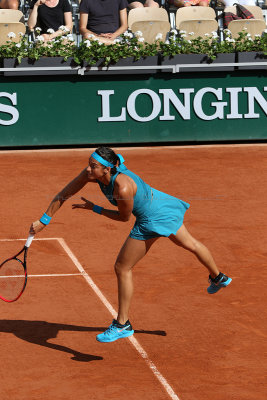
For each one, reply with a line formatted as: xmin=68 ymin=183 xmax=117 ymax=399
xmin=167 ymin=0 xmax=210 ymax=7
xmin=221 ymin=0 xmax=256 ymax=6
xmin=0 ymin=0 xmax=19 ymax=9
xmin=28 ymin=0 xmax=73 ymax=42
xmin=128 ymin=0 xmax=161 ymax=8
xmin=79 ymin=0 xmax=128 ymax=45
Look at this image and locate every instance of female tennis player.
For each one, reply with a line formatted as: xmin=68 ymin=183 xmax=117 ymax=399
xmin=30 ymin=147 xmax=232 ymax=343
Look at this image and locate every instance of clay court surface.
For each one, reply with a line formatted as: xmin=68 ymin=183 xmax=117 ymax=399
xmin=0 ymin=145 xmax=266 ymax=400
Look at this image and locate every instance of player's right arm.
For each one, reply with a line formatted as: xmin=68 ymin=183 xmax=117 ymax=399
xmin=30 ymin=168 xmax=91 ymax=234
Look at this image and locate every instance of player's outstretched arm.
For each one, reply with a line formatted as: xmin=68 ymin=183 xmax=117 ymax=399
xmin=72 ymin=181 xmax=134 ymax=222
xmin=30 ymin=168 xmax=90 ymax=234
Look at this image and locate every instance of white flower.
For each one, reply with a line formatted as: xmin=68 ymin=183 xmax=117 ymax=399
xmin=67 ymin=34 xmax=74 ymax=41
xmin=84 ymin=40 xmax=91 ymax=47
xmin=211 ymin=31 xmax=218 ymax=37
xmin=165 ymin=40 xmax=170 ymax=45
xmin=242 ymin=27 xmax=248 ymax=31
xmin=135 ymin=30 xmax=143 ymax=37
xmin=15 ymin=43 xmax=21 ymax=48
xmin=264 ymin=29 xmax=267 ymax=33
xmin=225 ymin=38 xmax=235 ymax=43
xmin=18 ymin=32 xmax=24 ymax=37
xmin=254 ymin=34 xmax=261 ymax=37
xmin=170 ymin=29 xmax=177 ymax=35
xmin=47 ymin=28 xmax=55 ymax=34
xmin=36 ymin=35 xmax=45 ymax=42
xmin=59 ymin=25 xmax=70 ymax=33
xmin=180 ymin=33 xmax=186 ymax=38
xmin=246 ymin=33 xmax=251 ymax=37
xmin=7 ymin=32 xmax=16 ymax=38
xmin=187 ymin=40 xmax=192 ymax=44
xmin=155 ymin=33 xmax=163 ymax=40
xmin=223 ymin=29 xmax=231 ymax=34
xmin=188 ymin=32 xmax=195 ymax=36
xmin=204 ymin=33 xmax=210 ymax=37
xmin=124 ymin=31 xmax=133 ymax=39
xmin=114 ymin=38 xmax=121 ymax=44
xmin=87 ymin=34 xmax=95 ymax=39
xmin=179 ymin=30 xmax=186 ymax=34
xmin=248 ymin=37 xmax=253 ymax=41
xmin=138 ymin=37 xmax=144 ymax=42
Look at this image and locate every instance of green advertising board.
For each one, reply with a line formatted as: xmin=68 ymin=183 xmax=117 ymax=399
xmin=0 ymin=71 xmax=266 ymax=147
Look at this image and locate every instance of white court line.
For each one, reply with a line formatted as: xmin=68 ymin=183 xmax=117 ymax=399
xmin=0 ymin=238 xmax=60 ymax=242
xmin=1 ymin=143 xmax=267 ymax=155
xmin=57 ymin=237 xmax=180 ymax=400
xmin=0 ymin=273 xmax=86 ymax=278
xmin=0 ymin=236 xmax=180 ymax=400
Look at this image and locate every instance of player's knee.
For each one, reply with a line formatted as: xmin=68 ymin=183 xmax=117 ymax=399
xmin=185 ymin=238 xmax=200 ymax=253
xmin=114 ymin=262 xmax=124 ymax=276
xmin=114 ymin=261 xmax=131 ymax=276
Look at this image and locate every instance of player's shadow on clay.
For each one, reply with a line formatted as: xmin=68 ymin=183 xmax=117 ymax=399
xmin=0 ymin=320 xmax=166 ymax=362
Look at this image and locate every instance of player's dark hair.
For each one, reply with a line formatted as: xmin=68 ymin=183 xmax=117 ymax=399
xmin=95 ymin=146 xmax=119 ymax=175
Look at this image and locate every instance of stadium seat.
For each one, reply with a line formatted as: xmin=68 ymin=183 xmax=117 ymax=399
xmin=0 ymin=9 xmax=24 ymax=23
xmin=224 ymin=5 xmax=266 ymax=38
xmin=175 ymin=6 xmax=219 ymax=39
xmin=0 ymin=22 xmax=26 ymax=45
xmin=128 ymin=8 xmax=171 ymax=43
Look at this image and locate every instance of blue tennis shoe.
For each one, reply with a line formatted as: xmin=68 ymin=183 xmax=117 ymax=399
xmin=207 ymin=273 xmax=232 ymax=294
xmin=96 ymin=319 xmax=134 ymax=343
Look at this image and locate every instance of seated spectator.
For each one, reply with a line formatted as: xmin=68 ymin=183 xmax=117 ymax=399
xmin=128 ymin=0 xmax=161 ymax=8
xmin=0 ymin=0 xmax=19 ymax=9
xmin=167 ymin=0 xmax=210 ymax=7
xmin=79 ymin=0 xmax=128 ymax=45
xmin=28 ymin=0 xmax=73 ymax=42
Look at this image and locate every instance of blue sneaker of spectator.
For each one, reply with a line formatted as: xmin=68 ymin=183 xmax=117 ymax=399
xmin=207 ymin=273 xmax=232 ymax=294
xmin=96 ymin=319 xmax=134 ymax=343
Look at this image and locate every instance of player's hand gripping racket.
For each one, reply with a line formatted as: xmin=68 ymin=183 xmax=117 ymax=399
xmin=0 ymin=234 xmax=34 ymax=302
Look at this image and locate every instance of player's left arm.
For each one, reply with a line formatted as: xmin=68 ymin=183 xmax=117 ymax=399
xmin=72 ymin=182 xmax=133 ymax=222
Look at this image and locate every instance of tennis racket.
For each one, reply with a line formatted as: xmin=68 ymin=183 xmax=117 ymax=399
xmin=0 ymin=234 xmax=34 ymax=303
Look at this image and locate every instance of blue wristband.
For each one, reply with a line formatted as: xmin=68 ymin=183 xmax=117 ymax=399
xmin=40 ymin=212 xmax=52 ymax=225
xmin=93 ymin=205 xmax=103 ymax=215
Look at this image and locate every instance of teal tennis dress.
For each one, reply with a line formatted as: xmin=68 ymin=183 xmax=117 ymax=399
xmin=97 ymin=163 xmax=190 ymax=240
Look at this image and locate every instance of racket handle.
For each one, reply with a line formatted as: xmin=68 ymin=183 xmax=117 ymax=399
xmin=25 ymin=234 xmax=34 ymax=248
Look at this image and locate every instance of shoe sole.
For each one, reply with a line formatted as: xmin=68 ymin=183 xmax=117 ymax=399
xmin=96 ymin=330 xmax=134 ymax=343
xmin=207 ymin=277 xmax=232 ymax=294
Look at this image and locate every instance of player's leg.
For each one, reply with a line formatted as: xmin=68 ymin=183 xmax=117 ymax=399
xmin=115 ymin=236 xmax=158 ymax=325
xmin=169 ymin=224 xmax=232 ymax=293
xmin=169 ymin=224 xmax=219 ymax=277
xmin=96 ymin=236 xmax=158 ymax=343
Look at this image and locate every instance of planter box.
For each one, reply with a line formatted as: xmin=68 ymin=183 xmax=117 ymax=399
xmin=160 ymin=53 xmax=236 ymax=73
xmin=3 ymin=57 xmax=80 ymax=76
xmin=83 ymin=56 xmax=159 ymax=75
xmin=237 ymin=52 xmax=267 ymax=70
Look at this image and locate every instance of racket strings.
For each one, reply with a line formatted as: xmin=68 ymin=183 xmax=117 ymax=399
xmin=0 ymin=259 xmax=26 ymax=301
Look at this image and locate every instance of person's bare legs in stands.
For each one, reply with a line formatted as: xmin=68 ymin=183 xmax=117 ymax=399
xmin=128 ymin=0 xmax=160 ymax=9
xmin=0 ymin=0 xmax=19 ymax=9
xmin=171 ymin=0 xmax=210 ymax=6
